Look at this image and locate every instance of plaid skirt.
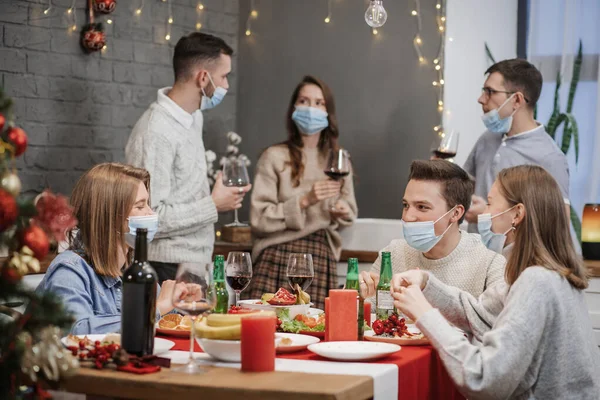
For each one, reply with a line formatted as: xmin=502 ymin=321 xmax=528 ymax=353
xmin=244 ymin=230 xmax=337 ymax=310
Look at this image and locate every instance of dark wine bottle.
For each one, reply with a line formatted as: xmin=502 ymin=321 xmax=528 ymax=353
xmin=121 ymin=228 xmax=157 ymax=357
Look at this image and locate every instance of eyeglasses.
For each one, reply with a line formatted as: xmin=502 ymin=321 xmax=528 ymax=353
xmin=481 ymin=87 xmax=530 ymax=103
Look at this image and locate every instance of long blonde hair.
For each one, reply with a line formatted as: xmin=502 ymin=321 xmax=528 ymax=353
xmin=69 ymin=163 xmax=150 ymax=277
xmin=497 ymin=165 xmax=588 ymax=289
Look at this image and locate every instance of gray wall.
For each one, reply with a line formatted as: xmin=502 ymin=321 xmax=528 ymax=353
xmin=236 ymin=0 xmax=440 ymax=218
xmin=0 ymin=0 xmax=238 ymax=195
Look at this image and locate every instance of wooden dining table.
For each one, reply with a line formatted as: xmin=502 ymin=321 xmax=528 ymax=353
xmin=58 ymin=364 xmax=374 ymax=400
xmin=52 ymin=333 xmax=465 ymax=400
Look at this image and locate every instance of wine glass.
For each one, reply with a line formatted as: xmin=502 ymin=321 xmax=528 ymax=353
xmin=287 ymin=253 xmax=314 ymax=295
xmin=225 ymin=252 xmax=252 ymax=306
xmin=222 ymin=157 xmax=250 ymax=227
xmin=430 ymin=129 xmax=459 ymax=162
xmin=171 ymin=262 xmax=216 ymax=374
xmin=324 ymin=148 xmax=350 ymax=211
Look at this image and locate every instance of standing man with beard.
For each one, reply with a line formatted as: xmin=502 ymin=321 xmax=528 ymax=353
xmin=462 ymin=59 xmax=570 ymax=234
xmin=126 ymin=32 xmax=251 ymax=283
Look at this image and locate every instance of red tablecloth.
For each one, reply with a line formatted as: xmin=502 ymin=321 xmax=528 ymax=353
xmin=161 ymin=335 xmax=465 ymax=400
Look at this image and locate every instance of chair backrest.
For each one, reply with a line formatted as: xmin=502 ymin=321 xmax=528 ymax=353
xmin=339 ymin=218 xmax=403 ymax=251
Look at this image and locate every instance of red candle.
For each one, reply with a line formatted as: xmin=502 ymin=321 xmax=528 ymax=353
xmin=329 ymin=289 xmax=358 ymax=342
xmin=364 ymin=302 xmax=372 ymax=327
xmin=241 ymin=314 xmax=276 ymax=372
xmin=324 ymin=297 xmax=330 ymax=342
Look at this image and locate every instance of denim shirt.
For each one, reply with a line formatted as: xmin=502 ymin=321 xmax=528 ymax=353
xmin=36 ymin=250 xmax=161 ymax=335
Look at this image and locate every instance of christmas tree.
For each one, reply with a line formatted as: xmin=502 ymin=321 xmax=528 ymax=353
xmin=0 ymin=87 xmax=79 ymax=398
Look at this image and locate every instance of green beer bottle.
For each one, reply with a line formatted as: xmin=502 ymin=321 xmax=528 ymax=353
xmin=213 ymin=255 xmax=229 ymax=314
xmin=345 ymin=257 xmax=365 ymax=340
xmin=375 ymin=252 xmax=393 ymax=320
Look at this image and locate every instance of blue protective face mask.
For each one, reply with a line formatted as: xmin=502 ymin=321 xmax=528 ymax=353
xmin=402 ymin=206 xmax=457 ymax=253
xmin=291 ymin=106 xmax=329 ymax=135
xmin=481 ymin=94 xmax=517 ymax=134
xmin=477 ymin=206 xmax=516 ymax=254
xmin=200 ymin=72 xmax=227 ymax=111
xmin=125 ymin=214 xmax=159 ymax=248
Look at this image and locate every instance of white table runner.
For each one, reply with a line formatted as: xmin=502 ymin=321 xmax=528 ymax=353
xmin=163 ymin=351 xmax=398 ymax=400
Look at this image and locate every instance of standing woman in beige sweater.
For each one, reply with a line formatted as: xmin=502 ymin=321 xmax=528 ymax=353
xmin=246 ymin=75 xmax=358 ymax=309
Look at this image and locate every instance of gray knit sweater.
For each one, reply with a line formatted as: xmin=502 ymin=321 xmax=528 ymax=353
xmin=417 ymin=267 xmax=600 ymax=399
xmin=125 ymin=88 xmax=218 ymax=264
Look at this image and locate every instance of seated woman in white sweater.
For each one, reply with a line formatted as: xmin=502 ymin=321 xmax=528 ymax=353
xmin=247 ymin=75 xmax=358 ymax=309
xmin=391 ymin=165 xmax=600 ymax=399
xmin=360 ymin=160 xmax=506 ymax=299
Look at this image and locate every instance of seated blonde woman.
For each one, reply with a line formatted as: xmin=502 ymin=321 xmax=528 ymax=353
xmin=391 ymin=165 xmax=600 ymax=399
xmin=36 ymin=163 xmax=178 ymax=334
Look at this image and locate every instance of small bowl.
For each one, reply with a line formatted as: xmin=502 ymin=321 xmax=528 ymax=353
xmin=195 ymin=337 xmax=241 ymax=362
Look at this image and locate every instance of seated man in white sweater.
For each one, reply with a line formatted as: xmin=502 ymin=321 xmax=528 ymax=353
xmin=360 ymin=160 xmax=505 ymax=299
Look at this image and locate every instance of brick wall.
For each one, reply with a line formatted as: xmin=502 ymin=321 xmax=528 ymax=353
xmin=0 ymin=0 xmax=239 ymax=195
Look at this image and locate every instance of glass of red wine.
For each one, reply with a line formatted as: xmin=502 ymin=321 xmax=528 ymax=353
xmin=172 ymin=262 xmax=216 ymax=374
xmin=324 ymin=148 xmax=350 ymax=211
xmin=225 ymin=251 xmax=253 ymax=307
xmin=431 ymin=129 xmax=459 ymax=162
xmin=287 ymin=253 xmax=314 ymax=296
xmin=222 ymin=157 xmax=250 ymax=227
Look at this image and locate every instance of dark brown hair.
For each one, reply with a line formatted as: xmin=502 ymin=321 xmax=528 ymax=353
xmin=173 ymin=32 xmax=233 ymax=81
xmin=408 ymin=160 xmax=474 ymax=224
xmin=69 ymin=163 xmax=150 ymax=277
xmin=497 ymin=165 xmax=587 ymax=289
xmin=284 ymin=75 xmax=339 ymax=187
xmin=485 ymin=58 xmax=543 ymax=109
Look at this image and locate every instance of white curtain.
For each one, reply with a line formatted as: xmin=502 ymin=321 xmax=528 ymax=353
xmin=528 ymin=0 xmax=600 ymax=217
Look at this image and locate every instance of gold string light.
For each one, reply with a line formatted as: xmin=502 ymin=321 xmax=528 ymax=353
xmin=245 ymin=0 xmax=257 ymax=36
xmin=66 ymin=0 xmax=76 ymax=31
xmin=324 ymin=0 xmax=332 ymax=23
xmin=135 ymin=0 xmax=144 ymax=16
xmin=165 ymin=0 xmax=173 ymax=41
xmin=43 ymin=0 xmax=52 ymax=15
xmin=196 ymin=2 xmax=204 ymax=30
xmin=411 ymin=0 xmax=447 ymax=132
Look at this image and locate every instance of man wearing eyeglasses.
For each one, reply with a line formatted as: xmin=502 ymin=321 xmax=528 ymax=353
xmin=463 ymin=59 xmax=570 ymax=232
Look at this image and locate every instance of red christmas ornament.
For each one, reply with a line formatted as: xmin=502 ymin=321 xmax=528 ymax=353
xmin=0 ymin=113 xmax=5 ymax=132
xmin=1 ymin=266 xmax=21 ymax=284
xmin=93 ymin=0 xmax=117 ymax=14
xmin=19 ymin=224 xmax=50 ymax=261
xmin=7 ymin=127 xmax=28 ymax=156
xmin=0 ymin=189 xmax=18 ymax=232
xmin=81 ymin=23 xmax=106 ymax=53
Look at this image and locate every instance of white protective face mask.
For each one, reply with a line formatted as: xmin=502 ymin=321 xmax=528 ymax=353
xmin=402 ymin=206 xmax=457 ymax=253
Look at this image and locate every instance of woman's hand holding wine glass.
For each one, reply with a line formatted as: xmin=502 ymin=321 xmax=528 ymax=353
xmin=329 ymin=199 xmax=352 ymax=220
xmin=300 ymin=180 xmax=341 ymax=209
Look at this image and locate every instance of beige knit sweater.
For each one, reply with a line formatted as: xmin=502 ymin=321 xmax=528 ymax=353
xmin=369 ymin=231 xmax=506 ymax=297
xmin=250 ymin=145 xmax=358 ymax=261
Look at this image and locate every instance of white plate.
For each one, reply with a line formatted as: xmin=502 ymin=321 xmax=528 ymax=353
xmin=363 ymin=330 xmax=430 ymax=346
xmin=239 ymin=299 xmax=313 ymax=318
xmin=275 ymin=332 xmax=320 ymax=353
xmin=307 ymin=341 xmax=401 ymax=361
xmin=61 ymin=334 xmax=175 ymax=355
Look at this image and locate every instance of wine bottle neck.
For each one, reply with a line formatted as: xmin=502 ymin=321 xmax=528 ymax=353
xmin=380 ymin=253 xmax=392 ymax=283
xmin=134 ymin=228 xmax=148 ymax=263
